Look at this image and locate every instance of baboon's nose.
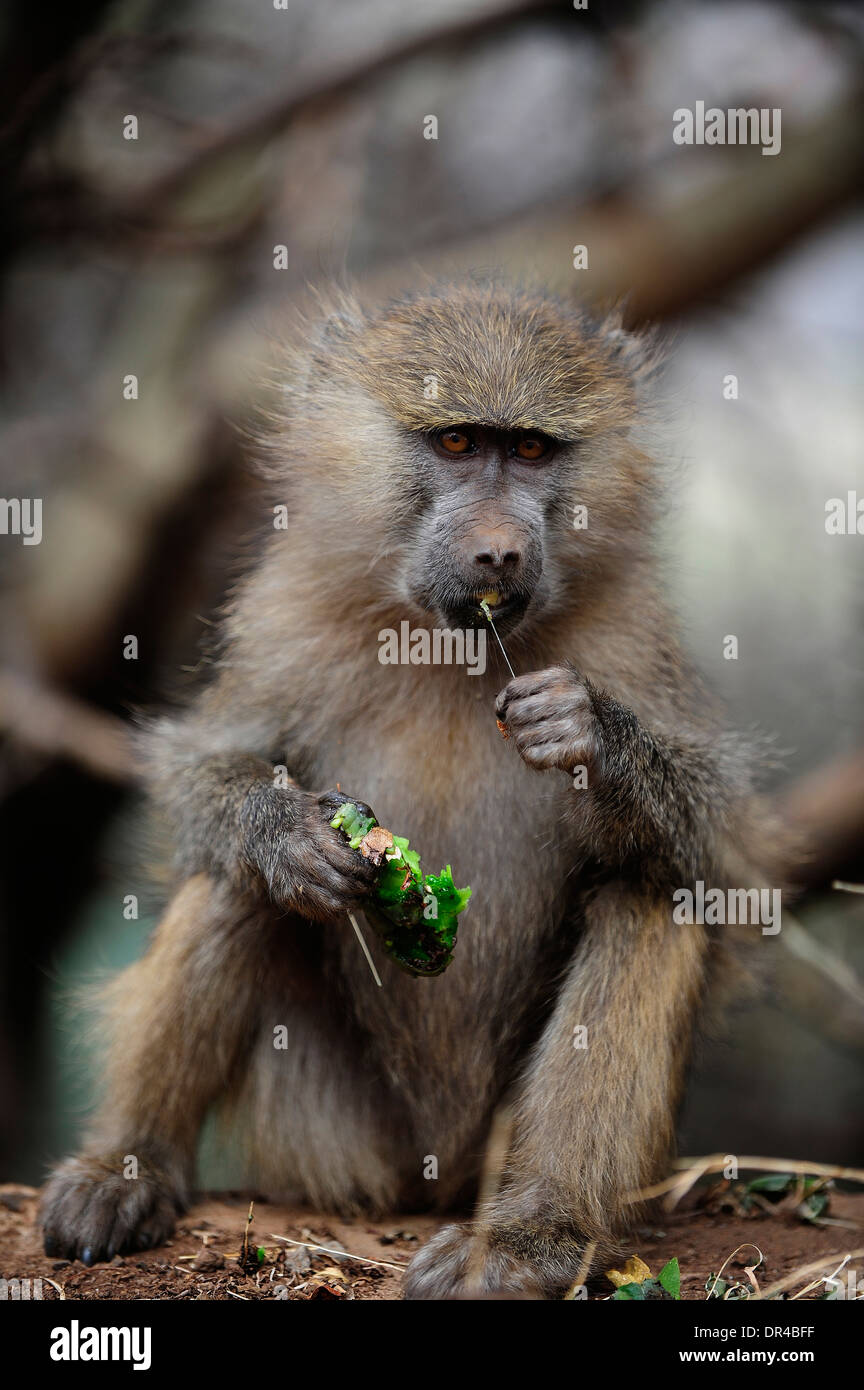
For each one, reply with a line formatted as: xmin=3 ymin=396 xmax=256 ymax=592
xmin=471 ymin=531 xmax=522 ymax=573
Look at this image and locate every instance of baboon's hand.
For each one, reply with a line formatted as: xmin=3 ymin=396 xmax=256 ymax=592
xmin=244 ymin=785 xmax=378 ymax=922
xmin=495 ymin=667 xmax=603 ymax=777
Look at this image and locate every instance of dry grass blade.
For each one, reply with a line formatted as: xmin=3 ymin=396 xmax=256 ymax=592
xmin=705 ymin=1243 xmax=764 ymax=1300
xmin=239 ymin=1200 xmax=255 ymax=1268
xmin=754 ymin=1247 xmax=864 ymax=1301
xmin=269 ymin=1233 xmax=408 ymax=1272
xmin=791 ymin=1253 xmax=856 ymax=1301
xmin=627 ymin=1153 xmax=864 ymax=1207
xmin=564 ymin=1240 xmax=598 ymax=1300
xmin=347 ymin=910 xmax=383 ymax=987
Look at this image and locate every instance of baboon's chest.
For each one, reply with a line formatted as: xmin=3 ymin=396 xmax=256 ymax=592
xmin=307 ymin=694 xmax=578 ymax=942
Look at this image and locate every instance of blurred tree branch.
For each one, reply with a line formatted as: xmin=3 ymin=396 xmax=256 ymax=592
xmin=363 ymin=87 xmax=864 ymax=323
xmin=0 ymin=669 xmax=136 ymax=787
xmin=10 ymin=0 xmax=559 ymax=248
xmin=782 ymin=750 xmax=864 ymax=893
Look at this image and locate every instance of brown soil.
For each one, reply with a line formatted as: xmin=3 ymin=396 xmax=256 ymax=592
xmin=1 ymin=1185 xmax=862 ymax=1301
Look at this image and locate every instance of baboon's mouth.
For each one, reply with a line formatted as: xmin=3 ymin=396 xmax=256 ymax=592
xmin=481 ymin=594 xmax=529 ymax=628
xmin=475 ymin=588 xmax=502 ymax=608
xmin=441 ymin=589 xmax=531 ymax=631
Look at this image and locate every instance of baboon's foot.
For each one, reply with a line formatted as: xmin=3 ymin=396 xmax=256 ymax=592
xmin=403 ymin=1219 xmax=595 ymax=1300
xmin=40 ymin=1154 xmax=184 ymax=1265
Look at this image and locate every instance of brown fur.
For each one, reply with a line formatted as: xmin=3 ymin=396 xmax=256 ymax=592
xmin=40 ymin=282 xmax=776 ymax=1297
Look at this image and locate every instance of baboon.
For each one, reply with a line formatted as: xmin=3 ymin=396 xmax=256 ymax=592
xmin=41 ymin=281 xmax=772 ymax=1298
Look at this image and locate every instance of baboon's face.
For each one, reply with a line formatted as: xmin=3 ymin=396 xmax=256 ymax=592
xmin=405 ymin=422 xmax=562 ymax=633
xmin=296 ymin=286 xmax=648 ymax=632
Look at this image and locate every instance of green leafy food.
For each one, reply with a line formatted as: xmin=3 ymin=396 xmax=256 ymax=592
xmin=329 ymin=802 xmax=377 ymax=849
xmin=330 ymin=802 xmax=471 ymax=978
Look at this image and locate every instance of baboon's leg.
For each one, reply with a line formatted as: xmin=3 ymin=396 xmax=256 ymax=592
xmin=40 ymin=875 xmax=273 ymax=1262
xmin=404 ymin=881 xmax=708 ymax=1298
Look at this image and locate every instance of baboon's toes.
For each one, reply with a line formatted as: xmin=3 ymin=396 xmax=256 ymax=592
xmin=40 ymin=1154 xmax=182 ymax=1264
xmin=402 ymin=1222 xmax=547 ymax=1300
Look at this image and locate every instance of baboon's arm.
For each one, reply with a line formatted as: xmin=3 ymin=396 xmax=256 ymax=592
xmin=496 ymin=665 xmax=747 ymax=885
xmin=144 ymin=694 xmax=375 ymax=921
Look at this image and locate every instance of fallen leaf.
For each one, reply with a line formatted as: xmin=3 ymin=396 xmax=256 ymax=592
xmin=300 ymin=1267 xmax=352 ymax=1300
xmin=282 ymin=1245 xmax=312 ymax=1276
xmin=606 ymin=1255 xmax=652 ymax=1289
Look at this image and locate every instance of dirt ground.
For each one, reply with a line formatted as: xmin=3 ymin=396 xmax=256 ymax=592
xmin=1 ymin=1184 xmax=862 ymax=1300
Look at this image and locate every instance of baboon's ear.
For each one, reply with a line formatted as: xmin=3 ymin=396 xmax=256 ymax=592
xmin=598 ymin=308 xmax=658 ymax=384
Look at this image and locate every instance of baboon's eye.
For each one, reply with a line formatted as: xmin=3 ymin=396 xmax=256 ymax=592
xmin=513 ymin=433 xmax=551 ymax=462
xmin=434 ymin=427 xmax=475 ymax=456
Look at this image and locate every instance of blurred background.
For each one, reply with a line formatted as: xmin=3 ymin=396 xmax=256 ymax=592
xmin=0 ymin=0 xmax=862 ymax=1185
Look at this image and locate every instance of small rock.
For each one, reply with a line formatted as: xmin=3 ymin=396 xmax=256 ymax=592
xmin=190 ymin=1248 xmax=225 ymax=1272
